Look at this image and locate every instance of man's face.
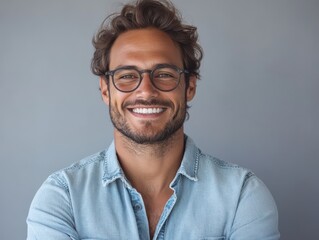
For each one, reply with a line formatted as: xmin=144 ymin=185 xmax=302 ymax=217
xmin=100 ymin=28 xmax=196 ymax=144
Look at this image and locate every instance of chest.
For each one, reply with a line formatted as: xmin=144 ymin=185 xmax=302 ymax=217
xmin=143 ymin=194 xmax=170 ymax=238
xmin=72 ymin=179 xmax=234 ymax=239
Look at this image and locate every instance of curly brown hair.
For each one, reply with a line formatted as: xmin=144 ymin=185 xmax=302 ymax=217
xmin=91 ymin=0 xmax=203 ymax=83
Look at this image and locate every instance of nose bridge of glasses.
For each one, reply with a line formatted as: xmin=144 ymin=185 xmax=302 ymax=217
xmin=139 ymin=69 xmax=153 ymax=80
xmin=138 ymin=69 xmax=155 ymax=88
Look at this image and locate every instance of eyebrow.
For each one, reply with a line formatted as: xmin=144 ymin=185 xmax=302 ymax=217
xmin=111 ymin=63 xmax=179 ymax=71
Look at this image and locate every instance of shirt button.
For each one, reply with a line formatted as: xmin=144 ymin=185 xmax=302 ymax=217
xmin=134 ymin=204 xmax=142 ymax=211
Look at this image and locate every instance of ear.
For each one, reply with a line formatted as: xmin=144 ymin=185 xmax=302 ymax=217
xmin=99 ymin=77 xmax=110 ymax=105
xmin=186 ymin=75 xmax=197 ymax=102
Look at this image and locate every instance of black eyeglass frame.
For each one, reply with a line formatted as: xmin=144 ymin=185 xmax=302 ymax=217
xmin=104 ymin=64 xmax=189 ymax=93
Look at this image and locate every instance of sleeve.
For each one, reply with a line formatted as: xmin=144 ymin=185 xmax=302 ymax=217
xmin=26 ymin=174 xmax=79 ymax=240
xmin=229 ymin=173 xmax=280 ymax=240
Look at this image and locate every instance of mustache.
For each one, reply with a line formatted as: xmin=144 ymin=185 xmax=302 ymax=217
xmin=123 ymin=99 xmax=173 ymax=108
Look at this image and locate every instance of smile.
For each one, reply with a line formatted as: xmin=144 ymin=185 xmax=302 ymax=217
xmin=132 ymin=108 xmax=164 ymax=114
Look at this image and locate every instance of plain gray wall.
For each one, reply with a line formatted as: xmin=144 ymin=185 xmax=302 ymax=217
xmin=1 ymin=0 xmax=318 ymax=239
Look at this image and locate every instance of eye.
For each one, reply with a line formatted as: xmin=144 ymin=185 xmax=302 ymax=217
xmin=156 ymin=73 xmax=174 ymax=78
xmin=154 ymin=68 xmax=178 ymax=80
xmin=119 ymin=74 xmax=138 ymax=79
xmin=114 ymin=70 xmax=139 ymax=81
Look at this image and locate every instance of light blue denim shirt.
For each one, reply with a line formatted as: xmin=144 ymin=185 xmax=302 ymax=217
xmin=27 ymin=136 xmax=280 ymax=240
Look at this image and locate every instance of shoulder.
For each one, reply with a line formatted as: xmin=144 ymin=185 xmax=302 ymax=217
xmin=197 ymin=149 xmax=254 ymax=184
xmin=197 ymin=149 xmax=278 ymax=214
xmin=28 ymin=149 xmax=108 ymax=217
xmin=196 ymin=148 xmax=279 ymax=235
xmin=26 ymin=151 xmax=108 ymax=239
xmin=194 ymin=146 xmax=276 ymax=208
xmin=46 ymin=150 xmax=107 ymax=191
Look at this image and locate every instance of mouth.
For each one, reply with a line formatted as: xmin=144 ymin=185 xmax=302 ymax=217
xmin=130 ymin=107 xmax=165 ymax=115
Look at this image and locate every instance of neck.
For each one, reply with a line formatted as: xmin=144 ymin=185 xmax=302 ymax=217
xmin=114 ymin=128 xmax=185 ymax=194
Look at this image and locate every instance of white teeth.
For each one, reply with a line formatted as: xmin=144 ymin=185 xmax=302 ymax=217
xmin=132 ymin=108 xmax=163 ymax=114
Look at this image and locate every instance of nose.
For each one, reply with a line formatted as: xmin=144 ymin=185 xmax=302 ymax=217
xmin=135 ymin=72 xmax=158 ymax=98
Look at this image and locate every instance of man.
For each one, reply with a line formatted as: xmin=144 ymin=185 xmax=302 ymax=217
xmin=27 ymin=0 xmax=280 ymax=239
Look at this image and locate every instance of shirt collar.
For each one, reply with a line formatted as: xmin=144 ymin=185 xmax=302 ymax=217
xmin=102 ymin=135 xmax=200 ymax=186
xmin=102 ymin=141 xmax=125 ymax=186
xmin=175 ymin=135 xmax=199 ymax=182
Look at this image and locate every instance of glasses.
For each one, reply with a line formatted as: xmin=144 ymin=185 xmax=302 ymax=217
xmin=105 ymin=64 xmax=189 ymax=93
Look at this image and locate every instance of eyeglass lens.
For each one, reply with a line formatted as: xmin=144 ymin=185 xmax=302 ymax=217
xmin=113 ymin=67 xmax=181 ymax=92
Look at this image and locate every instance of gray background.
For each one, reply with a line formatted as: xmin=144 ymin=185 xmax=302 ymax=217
xmin=1 ymin=0 xmax=318 ymax=239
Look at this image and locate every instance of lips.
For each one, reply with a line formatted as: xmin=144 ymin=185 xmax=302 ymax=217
xmin=132 ymin=107 xmax=164 ymax=114
xmin=125 ymin=99 xmax=171 ymax=116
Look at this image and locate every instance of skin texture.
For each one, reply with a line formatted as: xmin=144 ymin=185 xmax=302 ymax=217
xmin=99 ymin=28 xmax=197 ymax=237
xmin=101 ymin=28 xmax=196 ymax=145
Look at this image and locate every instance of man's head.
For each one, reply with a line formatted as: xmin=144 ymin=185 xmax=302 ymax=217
xmin=91 ymin=0 xmax=202 ymax=81
xmin=91 ymin=0 xmax=203 ymax=144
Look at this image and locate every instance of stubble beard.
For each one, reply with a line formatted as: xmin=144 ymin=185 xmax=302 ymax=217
xmin=109 ymin=98 xmax=187 ymax=145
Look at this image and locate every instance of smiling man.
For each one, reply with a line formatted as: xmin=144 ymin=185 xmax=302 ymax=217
xmin=27 ymin=1 xmax=280 ymax=239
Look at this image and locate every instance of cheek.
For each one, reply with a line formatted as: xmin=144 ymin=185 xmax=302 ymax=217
xmin=171 ymin=89 xmax=187 ymax=110
xmin=109 ymin=90 xmax=129 ymax=111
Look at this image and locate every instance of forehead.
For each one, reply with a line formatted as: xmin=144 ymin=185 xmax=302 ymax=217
xmin=109 ymin=28 xmax=183 ymax=69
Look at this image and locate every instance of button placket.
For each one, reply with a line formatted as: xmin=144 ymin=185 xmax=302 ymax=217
xmin=129 ymin=189 xmax=150 ymax=240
